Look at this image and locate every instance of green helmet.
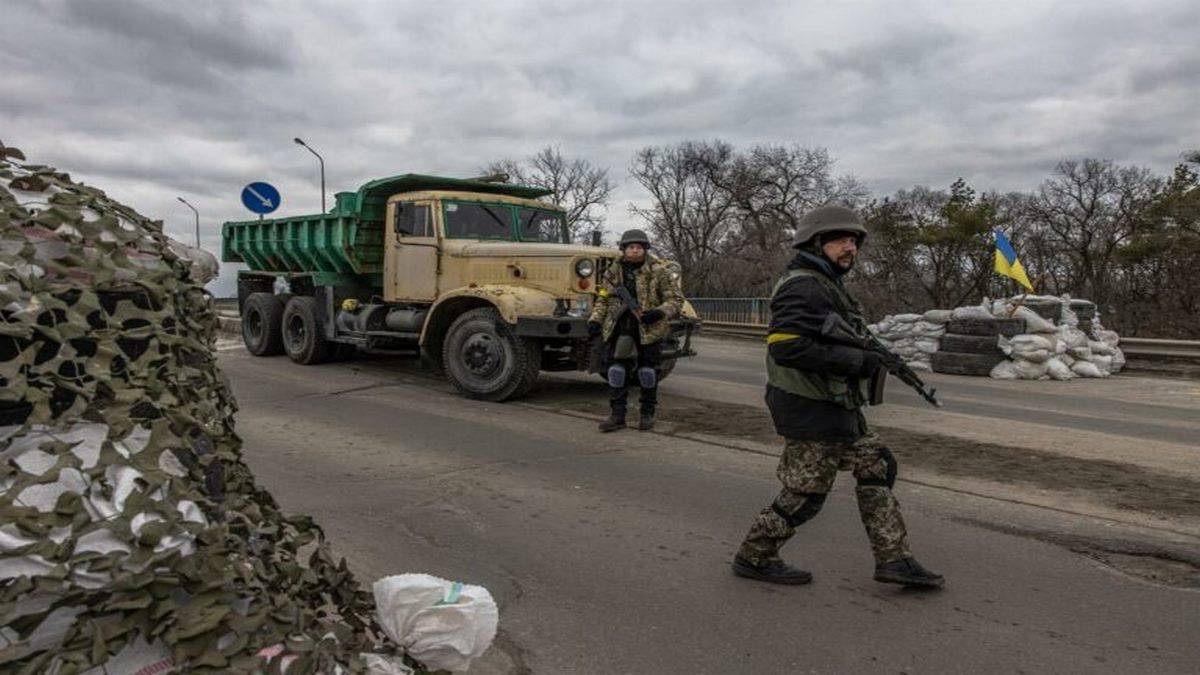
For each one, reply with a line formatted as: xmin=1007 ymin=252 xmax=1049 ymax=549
xmin=792 ymin=205 xmax=867 ymax=249
xmin=619 ymin=228 xmax=652 ymax=249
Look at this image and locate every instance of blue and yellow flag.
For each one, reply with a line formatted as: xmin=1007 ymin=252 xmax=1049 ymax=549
xmin=993 ymin=229 xmax=1034 ymax=292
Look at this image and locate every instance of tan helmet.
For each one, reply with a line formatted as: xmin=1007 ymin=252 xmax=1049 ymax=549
xmin=792 ymin=205 xmax=867 ymax=249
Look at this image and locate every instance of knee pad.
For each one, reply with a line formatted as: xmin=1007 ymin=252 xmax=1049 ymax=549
xmin=771 ymin=492 xmax=828 ymax=527
xmin=637 ymin=366 xmax=657 ymax=389
xmin=607 ymin=364 xmax=627 ymax=388
xmin=857 ymin=447 xmax=898 ymax=489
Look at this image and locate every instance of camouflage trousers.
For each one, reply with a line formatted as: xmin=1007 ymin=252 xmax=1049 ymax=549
xmin=737 ymin=431 xmax=912 ymax=566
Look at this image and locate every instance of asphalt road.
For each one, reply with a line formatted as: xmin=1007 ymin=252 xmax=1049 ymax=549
xmin=670 ymin=337 xmax=1200 ymax=449
xmin=221 ymin=348 xmax=1200 ymax=674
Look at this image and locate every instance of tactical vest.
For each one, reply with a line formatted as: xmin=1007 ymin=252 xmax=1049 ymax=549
xmin=765 ymin=268 xmax=870 ymax=410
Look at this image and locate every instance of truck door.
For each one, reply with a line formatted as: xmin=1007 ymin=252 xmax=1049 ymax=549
xmin=387 ymin=201 xmax=439 ymax=302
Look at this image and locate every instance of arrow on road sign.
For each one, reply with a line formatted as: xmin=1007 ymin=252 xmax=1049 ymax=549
xmin=241 ymin=182 xmax=281 ymax=215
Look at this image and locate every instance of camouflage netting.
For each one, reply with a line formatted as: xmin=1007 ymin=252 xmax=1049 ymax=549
xmin=0 ymin=140 xmax=417 ymax=673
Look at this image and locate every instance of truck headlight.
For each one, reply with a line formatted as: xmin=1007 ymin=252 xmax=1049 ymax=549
xmin=575 ymin=259 xmax=595 ymax=277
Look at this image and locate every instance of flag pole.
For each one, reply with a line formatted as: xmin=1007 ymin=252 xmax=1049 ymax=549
xmin=1006 ymin=274 xmax=1043 ymax=319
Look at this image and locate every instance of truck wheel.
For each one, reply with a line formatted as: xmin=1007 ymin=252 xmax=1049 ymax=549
xmin=242 ymin=292 xmax=285 ymax=356
xmin=282 ymin=296 xmax=332 ymax=365
xmin=443 ymin=307 xmax=540 ymax=401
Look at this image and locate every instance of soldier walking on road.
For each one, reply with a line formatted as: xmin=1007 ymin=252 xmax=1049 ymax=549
xmin=731 ymin=206 xmax=944 ymax=588
xmin=588 ymin=229 xmax=684 ymax=432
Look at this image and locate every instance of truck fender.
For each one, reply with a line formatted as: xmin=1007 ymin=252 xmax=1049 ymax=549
xmin=419 ymin=285 xmax=560 ymax=347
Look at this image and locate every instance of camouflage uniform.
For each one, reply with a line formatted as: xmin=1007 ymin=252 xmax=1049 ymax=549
xmin=737 ymin=431 xmax=911 ymax=566
xmin=588 ymin=257 xmax=683 ymax=345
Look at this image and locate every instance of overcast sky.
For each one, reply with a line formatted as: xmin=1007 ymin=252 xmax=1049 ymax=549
xmin=3 ymin=0 xmax=1197 ymax=296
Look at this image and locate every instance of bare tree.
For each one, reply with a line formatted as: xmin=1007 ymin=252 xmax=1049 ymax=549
xmin=628 ymin=142 xmax=736 ymax=295
xmin=1027 ymin=159 xmax=1161 ymax=307
xmin=688 ymin=142 xmax=868 ymax=294
xmin=483 ymin=146 xmax=614 ymax=243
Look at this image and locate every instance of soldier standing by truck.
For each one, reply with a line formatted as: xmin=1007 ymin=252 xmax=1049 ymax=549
xmin=730 ymin=206 xmax=944 ymax=589
xmin=588 ymin=229 xmax=684 ymax=432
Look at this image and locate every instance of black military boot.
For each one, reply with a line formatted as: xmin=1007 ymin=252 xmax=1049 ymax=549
xmin=731 ymin=554 xmax=813 ymax=585
xmin=637 ymin=413 xmax=655 ymax=431
xmin=874 ymin=557 xmax=944 ymax=589
xmin=598 ymin=415 xmax=626 ymax=432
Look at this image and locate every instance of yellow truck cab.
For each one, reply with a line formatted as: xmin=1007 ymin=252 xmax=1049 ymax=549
xmin=222 ymin=174 xmax=699 ymax=400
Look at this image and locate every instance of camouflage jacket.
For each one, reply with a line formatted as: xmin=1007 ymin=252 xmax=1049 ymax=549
xmin=589 ymin=257 xmax=684 ymax=344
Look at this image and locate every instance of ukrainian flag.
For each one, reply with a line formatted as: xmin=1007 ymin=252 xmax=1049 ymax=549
xmin=993 ymin=229 xmax=1034 ymax=292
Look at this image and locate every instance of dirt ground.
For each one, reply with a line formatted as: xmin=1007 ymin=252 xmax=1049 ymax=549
xmin=524 ymin=378 xmax=1200 ymax=521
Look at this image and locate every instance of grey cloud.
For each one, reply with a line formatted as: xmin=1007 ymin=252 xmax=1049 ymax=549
xmin=2 ymin=0 xmax=1197 ymax=295
xmin=61 ymin=0 xmax=291 ymax=71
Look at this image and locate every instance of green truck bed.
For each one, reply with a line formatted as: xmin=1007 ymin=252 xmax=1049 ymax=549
xmin=222 ymin=173 xmax=551 ymax=285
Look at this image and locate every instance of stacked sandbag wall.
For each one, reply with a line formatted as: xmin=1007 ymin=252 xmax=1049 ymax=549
xmin=867 ymin=309 xmax=950 ymax=372
xmin=868 ymin=294 xmax=1125 ymax=381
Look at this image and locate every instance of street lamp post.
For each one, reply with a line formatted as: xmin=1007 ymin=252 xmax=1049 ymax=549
xmin=293 ymin=137 xmax=326 ymax=213
xmin=177 ymin=197 xmax=200 ymax=248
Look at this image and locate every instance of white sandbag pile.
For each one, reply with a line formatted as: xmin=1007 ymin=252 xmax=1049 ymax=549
xmin=869 ymin=294 xmax=1124 ymax=381
xmin=867 ymin=309 xmax=951 ymax=372
xmin=987 ymin=295 xmax=1125 ymax=380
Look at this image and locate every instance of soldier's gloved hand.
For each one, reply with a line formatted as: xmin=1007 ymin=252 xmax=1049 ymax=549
xmin=859 ymin=351 xmax=884 ymax=377
xmin=639 ymin=308 xmax=665 ymax=325
xmin=587 ymin=321 xmax=603 ymax=337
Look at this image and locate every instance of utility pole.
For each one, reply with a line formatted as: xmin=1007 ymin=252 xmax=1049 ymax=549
xmin=177 ymin=197 xmax=200 ymax=248
xmin=294 ymin=137 xmax=326 ymax=213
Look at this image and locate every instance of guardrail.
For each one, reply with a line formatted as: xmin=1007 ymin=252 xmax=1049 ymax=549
xmin=689 ymin=300 xmax=1200 ymax=366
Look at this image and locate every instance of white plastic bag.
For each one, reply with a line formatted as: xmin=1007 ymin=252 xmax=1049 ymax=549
xmin=374 ymin=574 xmax=499 ymax=673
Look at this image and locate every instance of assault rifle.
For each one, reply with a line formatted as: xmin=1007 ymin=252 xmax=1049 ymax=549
xmin=820 ymin=314 xmax=943 ymax=408
xmin=610 ymin=283 xmax=643 ymax=319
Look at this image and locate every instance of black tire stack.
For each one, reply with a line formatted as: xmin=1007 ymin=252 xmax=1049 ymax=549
xmin=1069 ymin=300 xmax=1098 ymax=336
xmin=931 ymin=317 xmax=1026 ymax=376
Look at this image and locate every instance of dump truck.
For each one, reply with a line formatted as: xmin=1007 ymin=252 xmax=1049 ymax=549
xmin=221 ymin=174 xmax=700 ymax=400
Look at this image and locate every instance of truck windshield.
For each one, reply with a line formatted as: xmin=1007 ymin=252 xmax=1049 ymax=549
xmin=517 ymin=207 xmax=566 ymax=243
xmin=443 ymin=201 xmax=567 ymax=243
xmin=444 ymin=202 xmax=512 ymax=240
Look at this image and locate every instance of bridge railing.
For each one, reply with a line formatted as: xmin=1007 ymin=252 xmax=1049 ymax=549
xmin=687 ymin=298 xmax=1200 ymax=367
xmin=688 ymin=298 xmax=770 ymax=327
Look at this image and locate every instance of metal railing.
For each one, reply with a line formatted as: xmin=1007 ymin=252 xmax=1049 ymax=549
xmin=688 ymin=298 xmax=771 ymax=326
xmin=687 ymin=298 xmax=1200 ymax=366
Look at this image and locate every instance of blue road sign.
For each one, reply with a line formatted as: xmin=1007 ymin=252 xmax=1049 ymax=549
xmin=241 ymin=182 xmax=280 ymax=215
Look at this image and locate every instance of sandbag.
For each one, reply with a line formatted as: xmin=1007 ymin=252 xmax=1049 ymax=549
xmin=1046 ymin=357 xmax=1076 ymax=381
xmin=914 ymin=338 xmax=940 ymax=354
xmin=1012 ymin=358 xmax=1051 ymax=379
xmin=374 ymin=574 xmax=499 ymax=673
xmin=1071 ymin=360 xmax=1105 ymax=378
xmin=1111 ymin=347 xmax=1126 ymax=373
xmin=922 ymin=309 xmax=953 ymax=324
xmin=952 ymin=304 xmax=993 ymax=320
xmin=892 ymin=313 xmax=923 ymax=323
xmin=990 ymin=361 xmax=1021 ymax=380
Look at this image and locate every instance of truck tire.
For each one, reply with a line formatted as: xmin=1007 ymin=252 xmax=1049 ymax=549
xmin=938 ymin=334 xmax=1002 ymax=355
xmin=443 ymin=307 xmax=540 ymax=401
xmin=242 ymin=292 xmax=285 ymax=356
xmin=931 ymin=351 xmax=1006 ymax=376
xmin=945 ymin=318 xmax=1025 ymax=337
xmin=282 ymin=296 xmax=332 ymax=365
